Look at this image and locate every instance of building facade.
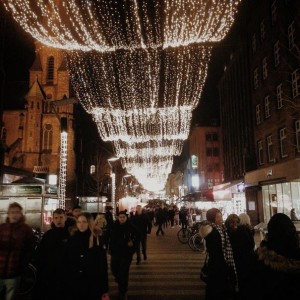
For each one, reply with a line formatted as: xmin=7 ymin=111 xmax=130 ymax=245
xmin=1 ymin=42 xmax=76 ymax=198
xmin=245 ymin=0 xmax=300 ymax=223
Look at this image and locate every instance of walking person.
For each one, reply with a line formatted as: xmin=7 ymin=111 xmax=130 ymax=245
xmin=0 ymin=202 xmax=35 ymax=300
xmin=199 ymin=208 xmax=238 ymax=300
xmin=255 ymin=213 xmax=300 ymax=299
xmin=131 ymin=205 xmax=152 ymax=265
xmin=168 ymin=206 xmax=175 ymax=228
xmin=155 ymin=205 xmax=165 ymax=236
xmin=33 ymin=208 xmax=70 ymax=300
xmin=109 ymin=211 xmax=138 ymax=300
xmin=64 ymin=212 xmax=109 ymax=300
xmin=179 ymin=207 xmax=188 ymax=230
xmin=225 ymin=214 xmax=256 ymax=300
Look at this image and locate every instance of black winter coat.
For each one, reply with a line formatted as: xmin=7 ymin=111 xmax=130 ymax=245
xmin=131 ymin=213 xmax=151 ymax=237
xmin=65 ymin=230 xmax=108 ymax=300
xmin=255 ymin=244 xmax=300 ymax=300
xmin=109 ymin=220 xmax=139 ymax=257
xmin=199 ymin=224 xmax=236 ymax=300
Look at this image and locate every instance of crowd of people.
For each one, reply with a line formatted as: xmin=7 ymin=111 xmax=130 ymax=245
xmin=0 ymin=201 xmax=299 ymax=300
xmin=199 ymin=208 xmax=300 ymax=300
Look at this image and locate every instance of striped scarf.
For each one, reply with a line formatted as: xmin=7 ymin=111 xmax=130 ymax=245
xmin=213 ymin=224 xmax=239 ymax=292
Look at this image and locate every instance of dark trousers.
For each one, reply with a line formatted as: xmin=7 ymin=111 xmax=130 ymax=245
xmin=111 ymin=255 xmax=132 ymax=295
xmin=156 ymin=222 xmax=164 ymax=235
xmin=136 ymin=235 xmax=147 ymax=262
xmin=170 ymin=217 xmax=174 ymax=227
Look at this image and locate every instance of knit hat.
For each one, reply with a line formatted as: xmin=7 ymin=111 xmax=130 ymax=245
xmin=118 ymin=211 xmax=127 ymax=216
xmin=267 ymin=213 xmax=298 ymax=258
xmin=206 ymin=208 xmax=221 ymax=223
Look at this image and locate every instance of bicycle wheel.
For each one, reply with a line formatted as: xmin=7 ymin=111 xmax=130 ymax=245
xmin=188 ymin=234 xmax=197 ymax=250
xmin=177 ymin=228 xmax=191 ymax=244
xmin=193 ymin=235 xmax=205 ymax=252
xmin=18 ymin=264 xmax=37 ymax=296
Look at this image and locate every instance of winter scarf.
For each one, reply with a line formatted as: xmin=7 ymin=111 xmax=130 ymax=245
xmin=212 ymin=223 xmax=239 ymax=291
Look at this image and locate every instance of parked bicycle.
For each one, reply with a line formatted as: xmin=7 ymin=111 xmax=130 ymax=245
xmin=177 ymin=222 xmax=202 ymax=244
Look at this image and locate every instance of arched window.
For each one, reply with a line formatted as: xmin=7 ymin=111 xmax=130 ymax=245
xmin=43 ymin=124 xmax=53 ymax=151
xmin=47 ymin=56 xmax=55 ymax=82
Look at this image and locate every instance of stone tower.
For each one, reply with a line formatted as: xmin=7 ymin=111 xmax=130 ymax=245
xmin=2 ymin=42 xmax=76 ymax=197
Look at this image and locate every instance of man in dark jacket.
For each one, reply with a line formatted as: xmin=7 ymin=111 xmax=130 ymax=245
xmin=33 ymin=208 xmax=70 ymax=300
xmin=131 ymin=205 xmax=152 ymax=265
xmin=109 ymin=211 xmax=139 ymax=300
xmin=0 ymin=202 xmax=35 ymax=300
xmin=155 ymin=205 xmax=165 ymax=236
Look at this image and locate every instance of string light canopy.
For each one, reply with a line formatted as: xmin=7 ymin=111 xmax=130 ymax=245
xmin=3 ymin=0 xmax=241 ymax=52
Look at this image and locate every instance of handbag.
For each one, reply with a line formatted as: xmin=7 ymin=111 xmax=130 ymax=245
xmin=200 ymin=254 xmax=209 ymax=283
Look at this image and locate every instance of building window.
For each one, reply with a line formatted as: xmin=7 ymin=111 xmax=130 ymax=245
xmin=206 ymin=133 xmax=218 ymax=141
xmin=47 ymin=56 xmax=55 ymax=82
xmin=258 ymin=140 xmax=264 ymax=165
xmin=279 ymin=128 xmax=288 ymax=158
xmin=252 ymin=34 xmax=256 ymax=53
xmin=271 ymin=1 xmax=277 ymax=25
xmin=256 ymin=104 xmax=261 ymax=124
xmin=288 ymin=21 xmax=295 ymax=50
xmin=292 ymin=69 xmax=300 ymax=98
xmin=276 ymin=84 xmax=283 ymax=109
xmin=208 ymin=179 xmax=213 ymax=189
xmin=274 ymin=41 xmax=280 ymax=67
xmin=1 ymin=127 xmax=7 ymax=144
xmin=254 ymin=68 xmax=259 ymax=89
xmin=43 ymin=124 xmax=53 ymax=151
xmin=260 ymin=19 xmax=265 ymax=42
xmin=206 ymin=148 xmax=212 ymax=156
xmin=296 ymin=120 xmax=300 ymax=153
xmin=262 ymin=57 xmax=268 ymax=79
xmin=267 ymin=135 xmax=275 ymax=162
xmin=264 ymin=96 xmax=270 ymax=118
xmin=213 ymin=148 xmax=219 ymax=156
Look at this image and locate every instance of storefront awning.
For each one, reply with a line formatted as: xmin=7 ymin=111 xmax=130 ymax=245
xmin=213 ymin=179 xmax=243 ymax=192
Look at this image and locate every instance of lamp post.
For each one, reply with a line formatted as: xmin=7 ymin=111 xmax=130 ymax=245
xmin=107 ymin=157 xmax=119 ymax=220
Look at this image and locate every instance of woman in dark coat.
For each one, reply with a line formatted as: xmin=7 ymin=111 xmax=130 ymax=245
xmin=199 ymin=208 xmax=238 ymax=300
xmin=65 ymin=212 xmax=109 ymax=300
xmin=255 ymin=213 xmax=300 ymax=300
xmin=225 ymin=214 xmax=256 ymax=300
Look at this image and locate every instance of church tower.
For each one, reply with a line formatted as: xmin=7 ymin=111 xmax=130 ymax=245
xmin=3 ymin=41 xmax=76 ymax=198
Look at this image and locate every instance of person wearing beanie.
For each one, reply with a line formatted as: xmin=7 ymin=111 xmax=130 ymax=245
xmin=109 ymin=211 xmax=139 ymax=300
xmin=199 ymin=208 xmax=238 ymax=300
xmin=255 ymin=213 xmax=300 ymax=299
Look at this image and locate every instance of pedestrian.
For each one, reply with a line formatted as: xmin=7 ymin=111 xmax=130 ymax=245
xmin=33 ymin=208 xmax=69 ymax=300
xmin=179 ymin=207 xmax=188 ymax=230
xmin=255 ymin=213 xmax=300 ymax=299
xmin=199 ymin=208 xmax=238 ymax=300
xmin=65 ymin=205 xmax=82 ymax=232
xmin=109 ymin=211 xmax=138 ymax=300
xmin=65 ymin=212 xmax=109 ymax=300
xmin=131 ymin=205 xmax=152 ymax=265
xmin=0 ymin=202 xmax=35 ymax=300
xmin=168 ymin=206 xmax=175 ymax=228
xmin=290 ymin=208 xmax=299 ymax=221
xmin=225 ymin=214 xmax=255 ymax=300
xmin=155 ymin=204 xmax=165 ymax=236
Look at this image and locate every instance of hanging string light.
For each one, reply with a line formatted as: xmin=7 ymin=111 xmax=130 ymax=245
xmin=3 ymin=0 xmax=241 ymax=52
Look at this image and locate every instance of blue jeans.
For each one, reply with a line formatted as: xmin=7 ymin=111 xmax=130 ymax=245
xmin=0 ymin=277 xmax=21 ymax=300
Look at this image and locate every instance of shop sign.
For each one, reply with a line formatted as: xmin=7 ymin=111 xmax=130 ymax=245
xmin=0 ymin=185 xmax=43 ymax=196
xmin=191 ymin=155 xmax=198 ymax=169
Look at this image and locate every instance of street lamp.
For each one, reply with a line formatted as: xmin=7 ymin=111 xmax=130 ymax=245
xmin=107 ymin=157 xmax=119 ymax=220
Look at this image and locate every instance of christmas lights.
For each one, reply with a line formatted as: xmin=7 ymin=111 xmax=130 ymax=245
xmin=3 ymin=0 xmax=241 ymax=51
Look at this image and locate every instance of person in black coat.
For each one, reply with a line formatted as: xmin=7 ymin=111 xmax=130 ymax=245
xmin=65 ymin=212 xmax=109 ymax=300
xmin=199 ymin=208 xmax=238 ymax=300
xmin=255 ymin=213 xmax=300 ymax=300
xmin=131 ymin=205 xmax=152 ymax=264
xmin=33 ymin=208 xmax=69 ymax=300
xmin=109 ymin=211 xmax=138 ymax=300
xmin=155 ymin=205 xmax=165 ymax=236
xmin=225 ymin=214 xmax=256 ymax=300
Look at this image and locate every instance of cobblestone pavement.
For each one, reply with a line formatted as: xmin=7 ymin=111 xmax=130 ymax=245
xmin=109 ymin=225 xmax=206 ymax=300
